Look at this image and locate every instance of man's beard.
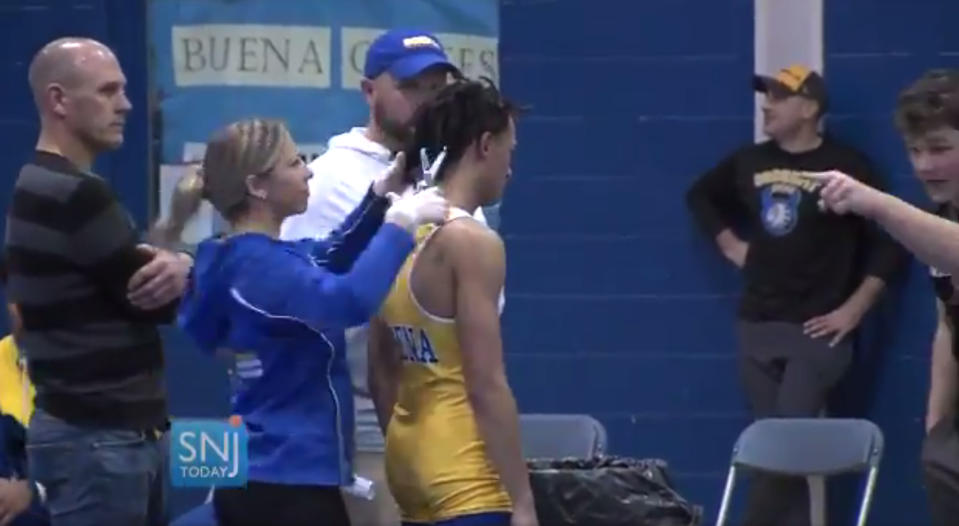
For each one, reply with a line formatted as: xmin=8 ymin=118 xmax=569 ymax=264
xmin=373 ymin=101 xmax=412 ymax=147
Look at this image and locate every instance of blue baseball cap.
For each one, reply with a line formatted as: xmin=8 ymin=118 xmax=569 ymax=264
xmin=364 ymin=29 xmax=459 ymax=80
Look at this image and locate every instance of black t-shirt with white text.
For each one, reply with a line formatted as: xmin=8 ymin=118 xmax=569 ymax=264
xmin=687 ymin=137 xmax=904 ymax=322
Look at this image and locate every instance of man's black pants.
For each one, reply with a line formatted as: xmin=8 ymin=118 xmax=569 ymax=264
xmin=737 ymin=321 xmax=854 ymax=526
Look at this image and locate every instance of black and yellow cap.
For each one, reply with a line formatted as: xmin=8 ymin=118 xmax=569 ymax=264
xmin=753 ymin=64 xmax=828 ymax=111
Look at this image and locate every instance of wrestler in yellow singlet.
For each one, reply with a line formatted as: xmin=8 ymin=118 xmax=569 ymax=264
xmin=369 ymin=78 xmax=535 ymax=526
xmin=377 ymin=210 xmax=510 ymax=523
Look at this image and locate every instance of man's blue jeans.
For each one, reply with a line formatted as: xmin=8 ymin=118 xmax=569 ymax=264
xmin=26 ymin=408 xmax=168 ymax=526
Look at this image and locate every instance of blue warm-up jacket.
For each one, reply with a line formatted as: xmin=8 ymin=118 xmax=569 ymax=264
xmin=177 ymin=187 xmax=414 ymax=486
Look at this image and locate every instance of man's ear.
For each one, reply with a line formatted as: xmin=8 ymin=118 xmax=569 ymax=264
xmin=803 ymin=98 xmax=821 ymax=121
xmin=49 ymin=84 xmax=68 ymax=118
xmin=361 ymin=78 xmax=375 ymax=105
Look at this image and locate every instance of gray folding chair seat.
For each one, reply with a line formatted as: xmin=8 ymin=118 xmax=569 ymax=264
xmin=716 ymin=418 xmax=883 ymax=526
xmin=519 ymin=413 xmax=607 ymax=459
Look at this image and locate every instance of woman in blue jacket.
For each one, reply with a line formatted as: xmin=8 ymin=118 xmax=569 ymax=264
xmin=176 ymin=118 xmax=448 ymax=526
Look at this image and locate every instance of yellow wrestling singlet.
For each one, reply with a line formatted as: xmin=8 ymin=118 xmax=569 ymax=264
xmin=379 ymin=208 xmax=511 ymax=522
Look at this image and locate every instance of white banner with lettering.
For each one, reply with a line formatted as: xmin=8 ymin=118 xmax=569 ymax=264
xmin=149 ymin=0 xmax=499 ymax=241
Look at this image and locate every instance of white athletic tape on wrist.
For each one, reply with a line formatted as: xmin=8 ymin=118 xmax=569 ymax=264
xmin=343 ymin=475 xmax=375 ymax=501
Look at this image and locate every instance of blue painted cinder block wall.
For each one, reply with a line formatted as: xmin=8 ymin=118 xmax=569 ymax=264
xmin=822 ymin=1 xmax=959 ymax=524
xmin=501 ymin=0 xmax=953 ymax=524
xmin=499 ymin=0 xmax=755 ymax=521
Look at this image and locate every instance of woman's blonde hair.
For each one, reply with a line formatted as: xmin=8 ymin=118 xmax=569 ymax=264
xmin=154 ymin=118 xmax=293 ymax=243
xmin=201 ymin=118 xmax=293 ymax=220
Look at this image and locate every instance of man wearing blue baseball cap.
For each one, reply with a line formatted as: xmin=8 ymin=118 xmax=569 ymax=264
xmin=358 ymin=29 xmax=462 ymax=152
xmin=364 ymin=30 xmax=457 ymax=85
xmin=281 ymin=28 xmax=491 ymax=526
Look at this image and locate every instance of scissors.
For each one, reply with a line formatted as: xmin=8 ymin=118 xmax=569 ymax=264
xmin=416 ymin=147 xmax=447 ymax=192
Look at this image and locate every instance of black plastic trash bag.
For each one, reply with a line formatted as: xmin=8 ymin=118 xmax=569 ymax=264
xmin=527 ymin=456 xmax=702 ymax=526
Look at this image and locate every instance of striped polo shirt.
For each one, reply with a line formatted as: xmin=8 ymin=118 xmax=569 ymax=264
xmin=4 ymin=151 xmax=176 ymax=430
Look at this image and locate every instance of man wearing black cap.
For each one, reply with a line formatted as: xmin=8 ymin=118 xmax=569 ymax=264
xmin=686 ymin=65 xmax=904 ymax=526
